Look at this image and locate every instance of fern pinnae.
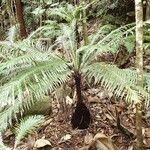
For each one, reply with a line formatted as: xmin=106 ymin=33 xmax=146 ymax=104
xmin=0 ymin=60 xmax=70 ymax=106
xmin=81 ymin=23 xmax=136 ymax=66
xmin=83 ymin=62 xmax=149 ymax=105
xmin=14 ymin=115 xmax=45 ymax=149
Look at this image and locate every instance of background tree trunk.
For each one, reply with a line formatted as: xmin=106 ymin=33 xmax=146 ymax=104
xmin=15 ymin=0 xmax=27 ymax=39
xmin=146 ymin=0 xmax=150 ymax=20
xmin=135 ymin=0 xmax=144 ymax=149
xmin=6 ymin=0 xmax=16 ymax=26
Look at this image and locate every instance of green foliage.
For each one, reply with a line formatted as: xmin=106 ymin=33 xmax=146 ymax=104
xmin=14 ymin=115 xmax=45 ymax=148
xmin=84 ymin=63 xmax=150 ymax=106
xmin=87 ymin=0 xmax=119 ymax=17
xmin=32 ymin=7 xmax=45 ymax=16
xmin=79 ymin=23 xmax=136 ymax=68
xmin=0 ymin=2 xmax=150 ymax=137
xmin=48 ymin=3 xmax=81 ymax=23
xmin=0 ymin=115 xmax=45 ymax=150
xmin=0 ymin=144 xmax=10 ymax=150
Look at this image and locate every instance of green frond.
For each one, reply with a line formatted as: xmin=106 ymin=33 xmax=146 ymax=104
xmin=0 ymin=25 xmax=20 ymax=62
xmin=0 ymin=38 xmax=62 ymax=77
xmin=145 ymin=73 xmax=150 ymax=92
xmin=89 ymin=24 xmax=116 ymax=45
xmin=14 ymin=115 xmax=45 ymax=148
xmin=28 ymin=22 xmax=60 ymax=40
xmin=95 ymin=23 xmax=135 ymax=48
xmin=0 ymin=41 xmax=18 ymax=61
xmin=137 ymin=86 xmax=150 ymax=107
xmin=0 ymin=144 xmax=10 ymax=150
xmin=79 ymin=23 xmax=135 ymax=68
xmin=0 ymin=59 xmax=71 ymax=106
xmin=0 ymin=49 xmax=57 ymax=76
xmin=56 ymin=24 xmax=77 ymax=65
xmin=83 ymin=62 xmax=150 ymax=105
xmin=0 ymin=96 xmax=35 ymax=132
xmin=48 ymin=4 xmax=81 ymax=23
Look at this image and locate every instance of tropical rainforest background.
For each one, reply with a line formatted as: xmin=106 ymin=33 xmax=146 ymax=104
xmin=0 ymin=0 xmax=150 ymax=150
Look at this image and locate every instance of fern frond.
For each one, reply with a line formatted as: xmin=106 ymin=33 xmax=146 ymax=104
xmin=0 ymin=94 xmax=36 ymax=132
xmin=56 ymin=24 xmax=78 ymax=66
xmin=137 ymin=86 xmax=150 ymax=107
xmin=28 ymin=22 xmax=60 ymax=39
xmin=145 ymin=73 xmax=150 ymax=92
xmin=0 ymin=50 xmax=57 ymax=76
xmin=14 ymin=115 xmax=45 ymax=148
xmin=83 ymin=62 xmax=150 ymax=105
xmin=48 ymin=4 xmax=81 ymax=23
xmin=0 ymin=59 xmax=70 ymax=106
xmin=79 ymin=23 xmax=136 ymax=68
xmin=89 ymin=24 xmax=116 ymax=45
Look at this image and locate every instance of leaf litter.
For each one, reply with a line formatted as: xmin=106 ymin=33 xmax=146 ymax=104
xmin=3 ymin=88 xmax=150 ymax=150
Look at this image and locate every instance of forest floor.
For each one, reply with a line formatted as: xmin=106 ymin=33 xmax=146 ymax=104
xmin=3 ymin=87 xmax=150 ymax=150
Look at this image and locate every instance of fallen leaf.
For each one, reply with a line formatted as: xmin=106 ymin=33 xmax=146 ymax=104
xmin=84 ymin=133 xmax=93 ymax=145
xmin=94 ymin=133 xmax=107 ymax=140
xmin=66 ymin=96 xmax=73 ymax=105
xmin=144 ymin=128 xmax=150 ymax=138
xmin=128 ymin=145 xmax=133 ymax=150
xmin=34 ymin=138 xmax=52 ymax=148
xmin=80 ymin=133 xmax=118 ymax=150
xmin=78 ymin=146 xmax=90 ymax=150
xmin=59 ymin=134 xmax=72 ymax=143
xmin=94 ymin=133 xmax=119 ymax=150
xmin=105 ymin=114 xmax=114 ymax=120
xmin=88 ymin=95 xmax=99 ymax=103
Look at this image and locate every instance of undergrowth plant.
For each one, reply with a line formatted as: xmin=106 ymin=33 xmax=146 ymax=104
xmin=0 ymin=2 xmax=149 ymax=135
xmin=0 ymin=115 xmax=45 ymax=150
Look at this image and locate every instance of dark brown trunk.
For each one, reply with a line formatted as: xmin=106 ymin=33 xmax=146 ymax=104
xmin=74 ymin=71 xmax=83 ymax=103
xmin=15 ymin=0 xmax=27 ymax=39
xmin=71 ymin=71 xmax=91 ymax=129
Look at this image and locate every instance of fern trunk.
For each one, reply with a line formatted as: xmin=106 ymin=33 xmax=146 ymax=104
xmin=74 ymin=71 xmax=83 ymax=103
xmin=15 ymin=0 xmax=27 ymax=39
xmin=135 ymin=0 xmax=144 ymax=149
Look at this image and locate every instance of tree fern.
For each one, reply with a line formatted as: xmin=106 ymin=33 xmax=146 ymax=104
xmin=0 ymin=3 xmax=149 ymax=134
